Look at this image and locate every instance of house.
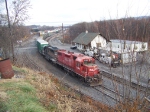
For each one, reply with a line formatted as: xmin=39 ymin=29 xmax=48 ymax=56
xmin=100 ymin=39 xmax=148 ymax=64
xmin=73 ymin=31 xmax=108 ymax=51
xmin=109 ymin=39 xmax=148 ymax=53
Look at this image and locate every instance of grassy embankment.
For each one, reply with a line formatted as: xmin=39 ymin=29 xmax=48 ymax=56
xmin=0 ymin=66 xmax=110 ymax=112
xmin=0 ymin=66 xmax=148 ymax=112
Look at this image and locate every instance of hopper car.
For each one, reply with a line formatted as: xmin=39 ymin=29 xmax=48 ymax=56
xmin=37 ymin=39 xmax=102 ymax=86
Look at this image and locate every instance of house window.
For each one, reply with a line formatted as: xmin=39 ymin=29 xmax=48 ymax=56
xmin=96 ymin=43 xmax=101 ymax=47
xmin=124 ymin=44 xmax=126 ymax=49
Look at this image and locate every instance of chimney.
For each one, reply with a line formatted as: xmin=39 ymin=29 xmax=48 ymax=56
xmin=85 ymin=30 xmax=88 ymax=33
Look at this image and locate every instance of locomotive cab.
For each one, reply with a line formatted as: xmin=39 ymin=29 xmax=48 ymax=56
xmin=75 ymin=57 xmax=102 ymax=86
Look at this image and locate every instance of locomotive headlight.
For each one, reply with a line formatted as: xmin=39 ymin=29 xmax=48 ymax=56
xmin=89 ymin=68 xmax=94 ymax=71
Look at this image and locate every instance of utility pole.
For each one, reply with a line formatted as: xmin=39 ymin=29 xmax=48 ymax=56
xmin=62 ymin=23 xmax=64 ymax=44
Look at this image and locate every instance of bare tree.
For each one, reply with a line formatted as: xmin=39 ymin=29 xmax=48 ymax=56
xmin=10 ymin=0 xmax=31 ymax=26
xmin=0 ymin=0 xmax=31 ymax=60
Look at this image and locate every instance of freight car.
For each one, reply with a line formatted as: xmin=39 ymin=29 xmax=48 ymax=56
xmin=37 ymin=39 xmax=102 ymax=86
xmin=37 ymin=39 xmax=49 ymax=55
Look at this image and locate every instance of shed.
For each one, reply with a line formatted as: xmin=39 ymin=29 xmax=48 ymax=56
xmin=73 ymin=31 xmax=108 ymax=51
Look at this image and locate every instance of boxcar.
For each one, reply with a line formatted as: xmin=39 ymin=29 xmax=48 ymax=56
xmin=37 ymin=39 xmax=49 ymax=55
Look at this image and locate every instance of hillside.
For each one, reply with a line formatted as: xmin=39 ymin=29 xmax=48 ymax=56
xmin=66 ymin=17 xmax=150 ymax=44
xmin=0 ymin=66 xmax=111 ymax=112
xmin=0 ymin=66 xmax=149 ymax=112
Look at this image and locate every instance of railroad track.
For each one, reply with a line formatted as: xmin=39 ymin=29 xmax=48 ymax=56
xmin=92 ymin=86 xmax=121 ymax=106
xmin=48 ymin=34 xmax=62 ymax=46
xmin=102 ymin=73 xmax=147 ymax=96
xmin=14 ymin=50 xmax=42 ymax=71
xmin=92 ymin=83 xmax=138 ymax=104
xmin=90 ymin=80 xmax=149 ymax=108
xmin=94 ymin=85 xmax=123 ymax=102
xmin=102 ymin=71 xmax=150 ymax=92
xmin=23 ymin=52 xmax=42 ymax=71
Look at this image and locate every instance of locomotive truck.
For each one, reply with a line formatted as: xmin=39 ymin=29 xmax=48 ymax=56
xmin=37 ymin=39 xmax=102 ymax=86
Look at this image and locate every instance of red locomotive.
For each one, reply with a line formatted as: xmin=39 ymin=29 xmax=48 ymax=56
xmin=57 ymin=50 xmax=102 ymax=86
xmin=38 ymin=40 xmax=102 ymax=86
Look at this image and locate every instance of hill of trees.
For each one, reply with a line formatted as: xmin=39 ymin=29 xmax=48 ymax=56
xmin=66 ymin=17 xmax=150 ymax=43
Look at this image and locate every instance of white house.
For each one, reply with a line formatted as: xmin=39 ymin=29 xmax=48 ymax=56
xmin=73 ymin=31 xmax=108 ymax=51
xmin=100 ymin=39 xmax=148 ymax=64
xmin=109 ymin=39 xmax=148 ymax=53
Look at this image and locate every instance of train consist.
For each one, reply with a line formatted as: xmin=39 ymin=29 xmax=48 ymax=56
xmin=37 ymin=39 xmax=102 ymax=86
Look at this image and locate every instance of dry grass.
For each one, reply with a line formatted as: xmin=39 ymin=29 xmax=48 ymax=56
xmin=20 ymin=67 xmax=150 ymax=112
xmin=1 ymin=66 xmax=149 ymax=112
xmin=23 ymin=68 xmax=101 ymax=111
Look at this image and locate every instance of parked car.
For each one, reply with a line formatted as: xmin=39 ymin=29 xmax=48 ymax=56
xmin=70 ymin=46 xmax=77 ymax=49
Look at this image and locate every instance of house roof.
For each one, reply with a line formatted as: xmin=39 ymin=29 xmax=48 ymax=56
xmin=72 ymin=32 xmax=100 ymax=45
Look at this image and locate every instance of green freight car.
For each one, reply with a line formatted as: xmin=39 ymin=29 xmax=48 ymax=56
xmin=37 ymin=39 xmax=48 ymax=55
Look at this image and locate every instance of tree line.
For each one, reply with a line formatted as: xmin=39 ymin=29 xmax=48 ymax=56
xmin=67 ymin=17 xmax=150 ymax=43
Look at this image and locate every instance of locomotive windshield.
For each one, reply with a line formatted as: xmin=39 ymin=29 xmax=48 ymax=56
xmin=83 ymin=59 xmax=94 ymax=65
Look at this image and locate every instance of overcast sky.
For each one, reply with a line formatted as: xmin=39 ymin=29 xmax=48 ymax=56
xmin=2 ymin=0 xmax=150 ymax=26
